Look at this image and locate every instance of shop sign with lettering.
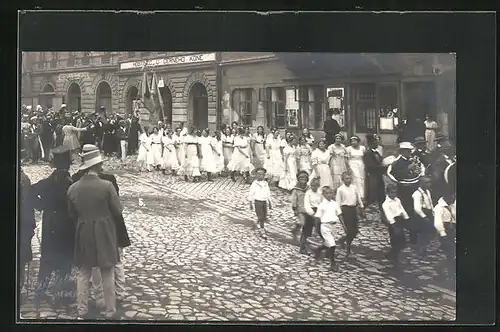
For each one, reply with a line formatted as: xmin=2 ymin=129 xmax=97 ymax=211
xmin=120 ymin=53 xmax=216 ymax=70
xmin=58 ymin=72 xmax=91 ymax=81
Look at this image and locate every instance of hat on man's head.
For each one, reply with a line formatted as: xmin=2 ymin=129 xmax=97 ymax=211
xmin=399 ymin=142 xmax=414 ymax=150
xmin=79 ymin=144 xmax=105 ymax=171
xmin=100 ymin=106 xmax=106 ymax=110
xmin=60 ymin=104 xmax=67 ymax=108
xmin=413 ymin=136 xmax=426 ymax=145
xmin=49 ymin=145 xmax=71 ymax=169
xmin=26 ymin=105 xmax=32 ymax=110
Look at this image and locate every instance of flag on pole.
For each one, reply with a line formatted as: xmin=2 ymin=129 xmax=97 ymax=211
xmin=155 ymin=73 xmax=165 ymax=121
xmin=142 ymin=70 xmax=150 ymax=100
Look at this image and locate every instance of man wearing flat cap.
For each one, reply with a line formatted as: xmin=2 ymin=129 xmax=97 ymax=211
xmin=67 ymin=145 xmax=123 ymax=319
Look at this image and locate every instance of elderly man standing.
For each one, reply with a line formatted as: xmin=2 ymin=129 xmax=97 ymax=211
xmin=67 ymin=145 xmax=123 ymax=319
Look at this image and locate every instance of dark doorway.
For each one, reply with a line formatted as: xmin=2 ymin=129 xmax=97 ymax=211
xmin=189 ymin=82 xmax=208 ymax=129
xmin=96 ymin=81 xmax=112 ymax=114
xmin=126 ymin=86 xmax=139 ymax=115
xmin=159 ymin=87 xmax=173 ymax=125
xmin=403 ymin=82 xmax=437 ymax=122
xmin=67 ymin=83 xmax=82 ymax=112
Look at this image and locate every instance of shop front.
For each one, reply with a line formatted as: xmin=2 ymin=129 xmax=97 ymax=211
xmin=118 ymin=52 xmax=218 ymax=130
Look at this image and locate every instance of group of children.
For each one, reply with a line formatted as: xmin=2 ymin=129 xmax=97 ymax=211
xmin=248 ymin=167 xmax=456 ymax=274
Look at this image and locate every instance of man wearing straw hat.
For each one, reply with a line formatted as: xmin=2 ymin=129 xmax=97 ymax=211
xmin=67 ymin=145 xmax=122 ymax=319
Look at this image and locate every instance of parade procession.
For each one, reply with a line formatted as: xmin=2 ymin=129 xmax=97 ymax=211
xmin=19 ymin=52 xmax=457 ymax=321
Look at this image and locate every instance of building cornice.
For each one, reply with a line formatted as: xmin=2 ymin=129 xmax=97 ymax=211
xmin=220 ymin=55 xmax=279 ymax=66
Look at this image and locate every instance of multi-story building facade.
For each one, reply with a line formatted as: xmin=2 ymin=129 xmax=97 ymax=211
xmin=23 ymin=52 xmax=456 ymax=145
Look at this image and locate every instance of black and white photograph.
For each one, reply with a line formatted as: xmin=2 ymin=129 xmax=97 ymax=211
xmin=14 ymin=10 xmax=496 ymax=325
xmin=18 ymin=49 xmax=458 ymax=322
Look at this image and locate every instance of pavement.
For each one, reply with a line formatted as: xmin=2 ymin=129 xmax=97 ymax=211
xmin=18 ymin=156 xmax=456 ymax=321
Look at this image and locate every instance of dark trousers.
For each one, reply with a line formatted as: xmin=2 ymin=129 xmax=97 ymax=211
xmin=388 ymin=217 xmax=406 ymax=261
xmin=440 ymin=223 xmax=456 ymax=262
xmin=397 ymin=183 xmax=418 ymax=244
xmin=254 ymin=200 xmax=268 ymax=228
xmin=339 ymin=206 xmax=359 ymax=244
xmin=415 ymin=208 xmax=435 ymax=249
xmin=299 ymin=211 xmax=318 ymax=252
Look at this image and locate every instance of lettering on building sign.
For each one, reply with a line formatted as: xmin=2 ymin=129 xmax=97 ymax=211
xmin=58 ymin=73 xmax=91 ymax=81
xmin=120 ymin=53 xmax=216 ymax=70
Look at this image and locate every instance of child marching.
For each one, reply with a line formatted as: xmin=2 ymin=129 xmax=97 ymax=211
xmin=290 ymin=171 xmax=310 ymax=242
xmin=249 ymin=168 xmax=273 ymax=239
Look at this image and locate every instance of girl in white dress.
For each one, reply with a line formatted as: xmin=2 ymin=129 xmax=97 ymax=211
xmin=62 ymin=118 xmax=87 ymax=161
xmin=346 ymin=135 xmax=367 ymax=201
xmin=161 ymin=129 xmax=179 ymax=175
xmin=311 ymin=139 xmax=334 ymax=189
xmin=263 ymin=129 xmax=285 ymax=186
xmin=213 ymin=131 xmax=224 ymax=174
xmin=222 ymin=127 xmax=234 ymax=173
xmin=297 ymin=136 xmax=312 ymax=175
xmin=252 ymin=126 xmax=267 ymax=168
xmin=424 ymin=114 xmax=439 ymax=152
xmin=279 ymin=136 xmax=299 ymax=191
xmin=173 ymin=127 xmax=186 ymax=175
xmin=149 ymin=127 xmax=163 ymax=170
xmin=137 ymin=127 xmax=153 ymax=172
xmin=199 ymin=129 xmax=218 ymax=181
xmin=328 ymin=133 xmax=349 ymax=192
xmin=227 ymin=127 xmax=254 ymax=183
xmin=183 ymin=129 xmax=202 ymax=182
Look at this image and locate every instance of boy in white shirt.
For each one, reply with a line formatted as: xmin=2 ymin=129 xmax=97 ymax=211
xmin=300 ymin=177 xmax=323 ymax=254
xmin=336 ymin=172 xmax=365 ymax=258
xmin=249 ymin=167 xmax=273 ymax=239
xmin=433 ymin=192 xmax=456 ymax=274
xmin=382 ymin=183 xmax=410 ymax=266
xmin=314 ymin=186 xmax=344 ymax=272
xmin=412 ymin=176 xmax=434 ymax=256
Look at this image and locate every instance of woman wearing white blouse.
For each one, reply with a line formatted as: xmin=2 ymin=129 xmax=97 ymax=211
xmin=310 ymin=140 xmax=334 ymax=189
xmin=263 ymin=129 xmax=285 ymax=186
xmin=222 ymin=127 xmax=234 ymax=173
xmin=227 ymin=127 xmax=254 ymax=183
xmin=149 ymin=127 xmax=163 ymax=170
xmin=346 ymin=136 xmax=366 ymax=202
xmin=183 ymin=129 xmax=202 ymax=182
xmin=252 ymin=126 xmax=267 ymax=168
xmin=161 ymin=129 xmax=179 ymax=175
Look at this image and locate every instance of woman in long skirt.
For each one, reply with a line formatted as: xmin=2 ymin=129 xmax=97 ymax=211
xmin=279 ymin=136 xmax=299 ymax=191
xmin=183 ymin=128 xmax=202 ymax=182
xmin=252 ymin=126 xmax=267 ymax=168
xmin=199 ymin=129 xmax=218 ymax=181
xmin=161 ymin=129 xmax=179 ymax=175
xmin=137 ymin=127 xmax=152 ymax=172
xmin=222 ymin=127 xmax=234 ymax=173
xmin=424 ymin=114 xmax=439 ymax=152
xmin=328 ymin=133 xmax=349 ymax=192
xmin=297 ymin=136 xmax=312 ymax=175
xmin=311 ymin=139 xmax=333 ymax=189
xmin=149 ymin=127 xmax=163 ymax=170
xmin=346 ymin=135 xmax=367 ymax=201
xmin=213 ymin=131 xmax=225 ymax=174
xmin=263 ymin=129 xmax=285 ymax=186
xmin=174 ymin=127 xmax=186 ymax=174
xmin=227 ymin=127 xmax=254 ymax=183
xmin=62 ymin=118 xmax=87 ymax=161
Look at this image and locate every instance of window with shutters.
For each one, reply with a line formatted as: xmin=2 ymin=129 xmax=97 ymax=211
xmin=354 ymin=83 xmax=377 ymax=132
xmin=232 ymin=89 xmax=253 ymax=126
xmin=264 ymin=87 xmax=286 ymax=129
xmin=295 ymin=85 xmax=325 ymax=129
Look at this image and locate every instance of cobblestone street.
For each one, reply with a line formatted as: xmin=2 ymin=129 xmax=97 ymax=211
xmin=19 ymin=160 xmax=456 ymax=321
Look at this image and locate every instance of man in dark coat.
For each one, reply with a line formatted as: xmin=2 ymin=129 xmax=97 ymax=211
xmin=127 ymin=115 xmax=141 ymax=155
xmin=95 ymin=107 xmax=106 ymax=150
xmin=68 ymin=144 xmax=124 ymax=318
xmin=27 ymin=117 xmax=43 ymax=163
xmin=31 ymin=146 xmax=75 ymax=305
xmin=363 ymin=134 xmax=386 ymax=219
xmin=323 ymin=110 xmax=341 ymax=146
xmin=72 ymin=148 xmax=131 ymax=307
xmin=387 ymin=141 xmax=425 ymax=246
xmin=115 ymin=120 xmax=129 ymax=162
xmin=428 ymin=139 xmax=455 ymax=205
xmin=412 ymin=136 xmax=432 ymax=169
xmin=20 ymin=169 xmax=36 ymax=297
xmin=39 ymin=115 xmax=55 ymax=161
xmin=80 ymin=115 xmax=97 ymax=147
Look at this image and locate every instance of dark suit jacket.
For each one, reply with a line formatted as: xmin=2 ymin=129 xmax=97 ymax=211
xmin=71 ymin=171 xmax=130 ymax=248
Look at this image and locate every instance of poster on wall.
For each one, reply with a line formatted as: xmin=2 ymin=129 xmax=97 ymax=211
xmin=327 ymin=87 xmax=345 ymax=128
xmin=287 ymin=109 xmax=299 ymax=127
